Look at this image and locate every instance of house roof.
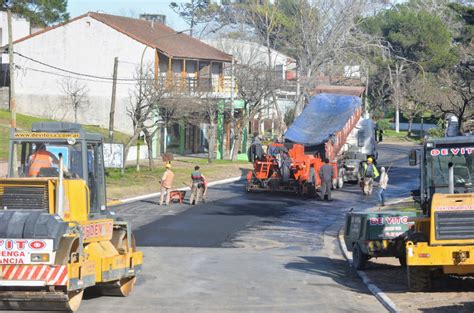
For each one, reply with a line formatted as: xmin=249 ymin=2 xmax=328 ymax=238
xmin=14 ymin=12 xmax=233 ymax=63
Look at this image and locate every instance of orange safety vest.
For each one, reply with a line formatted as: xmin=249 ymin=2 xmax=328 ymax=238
xmin=28 ymin=151 xmax=55 ymax=177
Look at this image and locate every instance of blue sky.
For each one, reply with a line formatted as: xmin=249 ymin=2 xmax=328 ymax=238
xmin=68 ymin=0 xmax=188 ymax=30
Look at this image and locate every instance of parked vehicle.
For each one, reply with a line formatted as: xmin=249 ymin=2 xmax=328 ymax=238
xmin=344 ymin=210 xmax=416 ymax=269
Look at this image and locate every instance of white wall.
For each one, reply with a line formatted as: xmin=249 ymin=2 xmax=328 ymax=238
xmin=205 ymin=38 xmax=294 ymax=78
xmin=12 ymin=15 xmax=156 ymax=134
xmin=0 ymin=11 xmax=30 ymax=59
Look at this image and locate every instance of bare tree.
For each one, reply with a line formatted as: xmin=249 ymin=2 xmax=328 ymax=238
xmin=286 ymin=0 xmax=369 ymax=115
xmin=123 ymin=65 xmax=166 ymax=173
xmin=403 ymin=75 xmax=428 ymax=136
xmin=423 ymin=66 xmax=473 ymax=133
xmin=59 ymin=78 xmax=89 ymax=123
xmin=233 ymin=62 xmax=282 ymax=160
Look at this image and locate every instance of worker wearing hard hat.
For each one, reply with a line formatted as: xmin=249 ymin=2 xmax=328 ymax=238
xmin=160 ymin=163 xmax=174 ymax=205
xmin=362 ymin=157 xmax=379 ymax=196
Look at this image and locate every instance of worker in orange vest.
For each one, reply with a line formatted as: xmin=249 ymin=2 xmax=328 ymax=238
xmin=28 ymin=143 xmax=59 ymax=177
xmin=160 ymin=163 xmax=175 ymax=206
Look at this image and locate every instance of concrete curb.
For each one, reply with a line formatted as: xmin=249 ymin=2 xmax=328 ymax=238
xmin=107 ymin=176 xmax=243 ymax=206
xmin=338 ymin=230 xmax=400 ymax=313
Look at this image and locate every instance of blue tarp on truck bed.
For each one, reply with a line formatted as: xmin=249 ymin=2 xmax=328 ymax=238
xmin=285 ymin=93 xmax=361 ymax=145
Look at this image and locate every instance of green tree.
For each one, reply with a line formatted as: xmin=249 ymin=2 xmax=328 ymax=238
xmin=2 ymin=0 xmax=69 ymax=26
xmin=170 ymin=0 xmax=218 ymax=37
xmin=361 ymin=4 xmax=458 ymax=132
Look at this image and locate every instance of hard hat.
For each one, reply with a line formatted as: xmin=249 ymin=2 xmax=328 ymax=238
xmin=166 ymin=163 xmax=171 ymax=169
xmin=367 ymin=157 xmax=373 ymax=162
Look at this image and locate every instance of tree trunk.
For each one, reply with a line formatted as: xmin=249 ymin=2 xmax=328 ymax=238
xmin=207 ymin=123 xmax=216 ymax=163
xmin=407 ymin=117 xmax=413 ymax=137
xmin=231 ymin=132 xmax=242 ymax=161
xmin=142 ymin=128 xmax=154 ymax=170
xmin=121 ymin=132 xmax=140 ymax=175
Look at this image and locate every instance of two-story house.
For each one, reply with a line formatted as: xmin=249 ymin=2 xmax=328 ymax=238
xmin=11 ymin=12 xmax=233 ymax=154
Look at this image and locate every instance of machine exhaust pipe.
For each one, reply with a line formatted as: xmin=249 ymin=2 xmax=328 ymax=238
xmin=448 ymin=162 xmax=454 ymax=194
xmin=56 ymin=153 xmax=65 ymax=218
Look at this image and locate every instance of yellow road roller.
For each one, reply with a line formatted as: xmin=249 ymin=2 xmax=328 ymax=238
xmin=0 ymin=122 xmax=142 ymax=311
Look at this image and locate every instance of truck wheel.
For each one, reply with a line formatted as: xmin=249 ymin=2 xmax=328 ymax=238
xmin=407 ymin=266 xmax=432 ymax=291
xmin=352 ymin=243 xmax=368 ymax=270
xmin=245 ymin=180 xmax=252 ymax=193
xmin=337 ymin=169 xmax=344 ymax=189
xmin=398 ymin=257 xmax=407 ymax=267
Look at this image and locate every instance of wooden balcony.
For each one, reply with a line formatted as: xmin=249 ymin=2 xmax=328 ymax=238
xmin=157 ymin=74 xmax=237 ymax=96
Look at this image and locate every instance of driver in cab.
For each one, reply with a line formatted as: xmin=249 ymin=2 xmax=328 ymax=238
xmin=27 ymin=143 xmax=59 ymax=177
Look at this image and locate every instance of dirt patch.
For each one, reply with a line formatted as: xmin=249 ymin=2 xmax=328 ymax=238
xmin=0 ymin=162 xmax=6 ymax=177
xmin=361 ymin=257 xmax=474 ymax=312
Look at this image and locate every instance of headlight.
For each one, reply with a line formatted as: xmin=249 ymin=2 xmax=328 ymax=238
xmin=31 ymin=253 xmax=50 ymax=262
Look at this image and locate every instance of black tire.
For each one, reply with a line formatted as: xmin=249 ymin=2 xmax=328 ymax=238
xmin=352 ymin=243 xmax=368 ymax=270
xmin=409 ymin=232 xmax=428 ymax=244
xmin=407 ymin=266 xmax=432 ymax=291
xmin=337 ymin=169 xmax=344 ymax=189
xmin=398 ymin=256 xmax=407 ymax=267
xmin=245 ymin=180 xmax=251 ymax=193
xmin=309 ymin=167 xmax=316 ymax=184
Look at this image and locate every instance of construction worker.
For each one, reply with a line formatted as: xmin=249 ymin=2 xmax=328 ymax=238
xmin=189 ymin=165 xmax=205 ymax=205
xmin=362 ymin=157 xmax=379 ymax=196
xmin=27 ymin=143 xmax=59 ymax=177
xmin=378 ymin=166 xmax=389 ymax=206
xmin=319 ymin=158 xmax=334 ymax=201
xmin=268 ymin=137 xmax=280 ymax=156
xmin=248 ymin=132 xmax=264 ymax=162
xmin=160 ymin=163 xmax=174 ymax=206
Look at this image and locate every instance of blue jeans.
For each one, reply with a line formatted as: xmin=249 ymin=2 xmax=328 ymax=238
xmin=378 ymin=187 xmax=385 ymax=205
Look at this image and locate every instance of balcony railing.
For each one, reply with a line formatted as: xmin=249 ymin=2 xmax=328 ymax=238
xmin=157 ymin=75 xmax=237 ymax=95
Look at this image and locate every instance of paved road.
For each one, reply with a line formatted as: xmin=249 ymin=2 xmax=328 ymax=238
xmin=77 ymin=142 xmax=418 ymax=313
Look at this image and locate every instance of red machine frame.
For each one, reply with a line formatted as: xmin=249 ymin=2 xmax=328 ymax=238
xmin=246 ymin=143 xmax=337 ymax=197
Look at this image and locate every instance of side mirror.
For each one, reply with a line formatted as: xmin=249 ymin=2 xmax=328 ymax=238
xmin=411 ymin=189 xmax=421 ymax=202
xmin=408 ymin=149 xmax=418 ymax=166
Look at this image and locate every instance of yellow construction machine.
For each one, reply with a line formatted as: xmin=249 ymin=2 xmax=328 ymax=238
xmin=407 ymin=135 xmax=473 ymax=291
xmin=0 ymin=122 xmax=142 ymax=311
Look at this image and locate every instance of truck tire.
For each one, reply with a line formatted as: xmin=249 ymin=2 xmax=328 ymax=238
xmin=398 ymin=256 xmax=407 ymax=267
xmin=352 ymin=243 xmax=368 ymax=270
xmin=407 ymin=266 xmax=432 ymax=291
xmin=337 ymin=169 xmax=344 ymax=189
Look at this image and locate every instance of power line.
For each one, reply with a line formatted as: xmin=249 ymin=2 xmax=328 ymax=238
xmin=15 ymin=51 xmax=138 ymax=81
xmin=15 ymin=52 xmax=160 ymax=82
xmin=19 ymin=66 xmax=137 ymax=85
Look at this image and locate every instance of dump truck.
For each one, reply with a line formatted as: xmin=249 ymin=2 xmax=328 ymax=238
xmin=285 ymin=87 xmax=377 ymax=188
xmin=246 ymin=143 xmax=336 ymax=196
xmin=0 ymin=122 xmax=143 ymax=311
xmin=344 ymin=210 xmax=416 ymax=269
xmin=406 ymin=134 xmax=474 ymax=291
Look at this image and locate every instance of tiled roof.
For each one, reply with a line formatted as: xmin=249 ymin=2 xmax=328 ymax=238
xmin=14 ymin=12 xmax=233 ymax=62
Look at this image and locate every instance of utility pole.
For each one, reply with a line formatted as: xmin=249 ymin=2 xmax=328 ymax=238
xmin=365 ymin=67 xmax=369 ymax=117
xmin=229 ymin=57 xmax=235 ymax=160
xmin=7 ymin=9 xmax=16 ymax=129
xmin=109 ymin=57 xmax=118 ymax=143
xmin=7 ymin=8 xmax=17 ymax=173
